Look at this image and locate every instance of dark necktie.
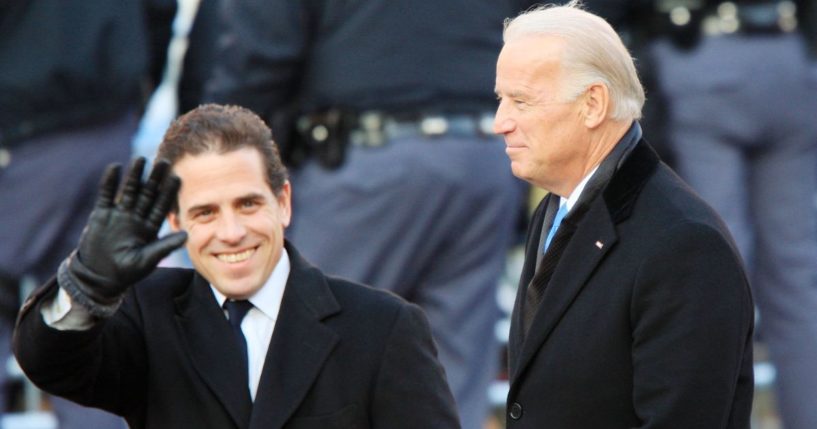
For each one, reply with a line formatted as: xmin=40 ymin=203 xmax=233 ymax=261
xmin=522 ymin=213 xmax=577 ymax=339
xmin=224 ymin=299 xmax=254 ymax=384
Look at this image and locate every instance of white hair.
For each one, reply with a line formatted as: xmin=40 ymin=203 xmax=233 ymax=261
xmin=503 ymin=1 xmax=645 ymax=121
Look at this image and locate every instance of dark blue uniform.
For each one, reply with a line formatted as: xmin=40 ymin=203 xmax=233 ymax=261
xmin=647 ymin=1 xmax=817 ymax=427
xmin=0 ymin=1 xmax=174 ymax=426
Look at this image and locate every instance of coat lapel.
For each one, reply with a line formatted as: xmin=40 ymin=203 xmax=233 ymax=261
xmin=508 ymin=194 xmax=548 ymax=372
xmin=511 ymin=200 xmax=617 ymax=383
xmin=174 ymin=274 xmax=253 ymax=429
xmin=509 ymin=140 xmax=660 ymax=385
xmin=249 ymin=245 xmax=340 ymax=429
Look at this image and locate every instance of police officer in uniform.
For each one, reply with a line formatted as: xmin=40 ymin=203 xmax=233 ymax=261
xmin=0 ymin=0 xmax=175 ymax=427
xmin=204 ymin=1 xmax=538 ymax=427
xmin=648 ymin=1 xmax=817 ymax=427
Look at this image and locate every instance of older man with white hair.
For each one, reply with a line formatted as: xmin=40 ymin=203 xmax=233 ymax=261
xmin=494 ymin=2 xmax=754 ymax=427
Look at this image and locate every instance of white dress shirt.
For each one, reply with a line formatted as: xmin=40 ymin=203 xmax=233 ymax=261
xmin=42 ymin=249 xmax=291 ymax=401
xmin=558 ymin=165 xmax=599 ymax=213
xmin=210 ymin=250 xmax=289 ymax=400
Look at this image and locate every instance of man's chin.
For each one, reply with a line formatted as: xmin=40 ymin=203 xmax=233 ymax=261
xmin=212 ymin=278 xmax=260 ymax=300
xmin=509 ymin=163 xmax=529 ymax=181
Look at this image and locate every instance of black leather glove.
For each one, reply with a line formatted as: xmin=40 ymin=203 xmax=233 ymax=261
xmin=58 ymin=157 xmax=187 ymax=317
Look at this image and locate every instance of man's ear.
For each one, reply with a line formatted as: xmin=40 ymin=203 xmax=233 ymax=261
xmin=278 ymin=181 xmax=292 ymax=228
xmin=167 ymin=211 xmax=182 ymax=232
xmin=582 ymin=83 xmax=609 ymax=129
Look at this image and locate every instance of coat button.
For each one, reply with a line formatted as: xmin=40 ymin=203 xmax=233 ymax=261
xmin=509 ymin=402 xmax=523 ymax=420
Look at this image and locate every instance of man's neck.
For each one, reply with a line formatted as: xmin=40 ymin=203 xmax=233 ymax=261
xmin=560 ymin=120 xmax=633 ymax=197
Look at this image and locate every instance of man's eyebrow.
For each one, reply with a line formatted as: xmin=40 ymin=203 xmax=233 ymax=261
xmin=185 ymin=192 xmax=269 ymax=214
xmin=186 ymin=202 xmax=215 ymax=216
xmin=236 ymin=192 xmax=266 ymax=202
xmin=496 ymin=87 xmax=528 ymax=98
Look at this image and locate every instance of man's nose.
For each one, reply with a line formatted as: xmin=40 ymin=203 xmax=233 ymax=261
xmin=493 ymin=104 xmax=514 ymax=135
xmin=216 ymin=212 xmax=246 ymax=243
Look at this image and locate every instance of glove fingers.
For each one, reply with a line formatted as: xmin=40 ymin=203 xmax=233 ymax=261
xmin=118 ymin=157 xmax=146 ymax=210
xmin=135 ymin=160 xmax=170 ymax=219
xmin=147 ymin=174 xmax=181 ymax=230
xmin=141 ymin=232 xmax=188 ymax=268
xmin=96 ymin=164 xmax=122 ymax=209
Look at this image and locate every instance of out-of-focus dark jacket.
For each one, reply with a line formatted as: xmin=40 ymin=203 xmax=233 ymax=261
xmin=204 ymin=0 xmax=540 ymax=119
xmin=0 ymin=0 xmax=175 ymax=146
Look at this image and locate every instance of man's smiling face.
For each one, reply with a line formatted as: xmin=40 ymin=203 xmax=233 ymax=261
xmin=168 ymin=147 xmax=291 ymax=299
xmin=494 ymin=35 xmax=588 ymax=195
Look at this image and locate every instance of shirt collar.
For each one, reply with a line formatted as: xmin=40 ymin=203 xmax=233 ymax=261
xmin=210 ymin=249 xmax=291 ymax=320
xmin=560 ymin=165 xmax=597 ymax=212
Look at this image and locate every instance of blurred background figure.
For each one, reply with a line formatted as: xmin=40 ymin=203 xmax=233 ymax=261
xmin=204 ymin=1 xmax=538 ymax=427
xmin=644 ymin=1 xmax=817 ymax=428
xmin=0 ymin=0 xmax=177 ymax=427
xmin=132 ymin=0 xmax=218 ymax=164
xmin=132 ymin=0 xmax=218 ymax=269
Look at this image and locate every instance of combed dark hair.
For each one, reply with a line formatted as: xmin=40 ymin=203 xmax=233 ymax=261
xmin=157 ymin=104 xmax=288 ymax=197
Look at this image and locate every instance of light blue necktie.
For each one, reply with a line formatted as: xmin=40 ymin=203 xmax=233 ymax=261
xmin=543 ymin=203 xmax=568 ymax=252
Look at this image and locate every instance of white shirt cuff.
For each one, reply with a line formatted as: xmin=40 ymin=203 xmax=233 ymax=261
xmin=41 ymin=286 xmax=95 ymax=331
